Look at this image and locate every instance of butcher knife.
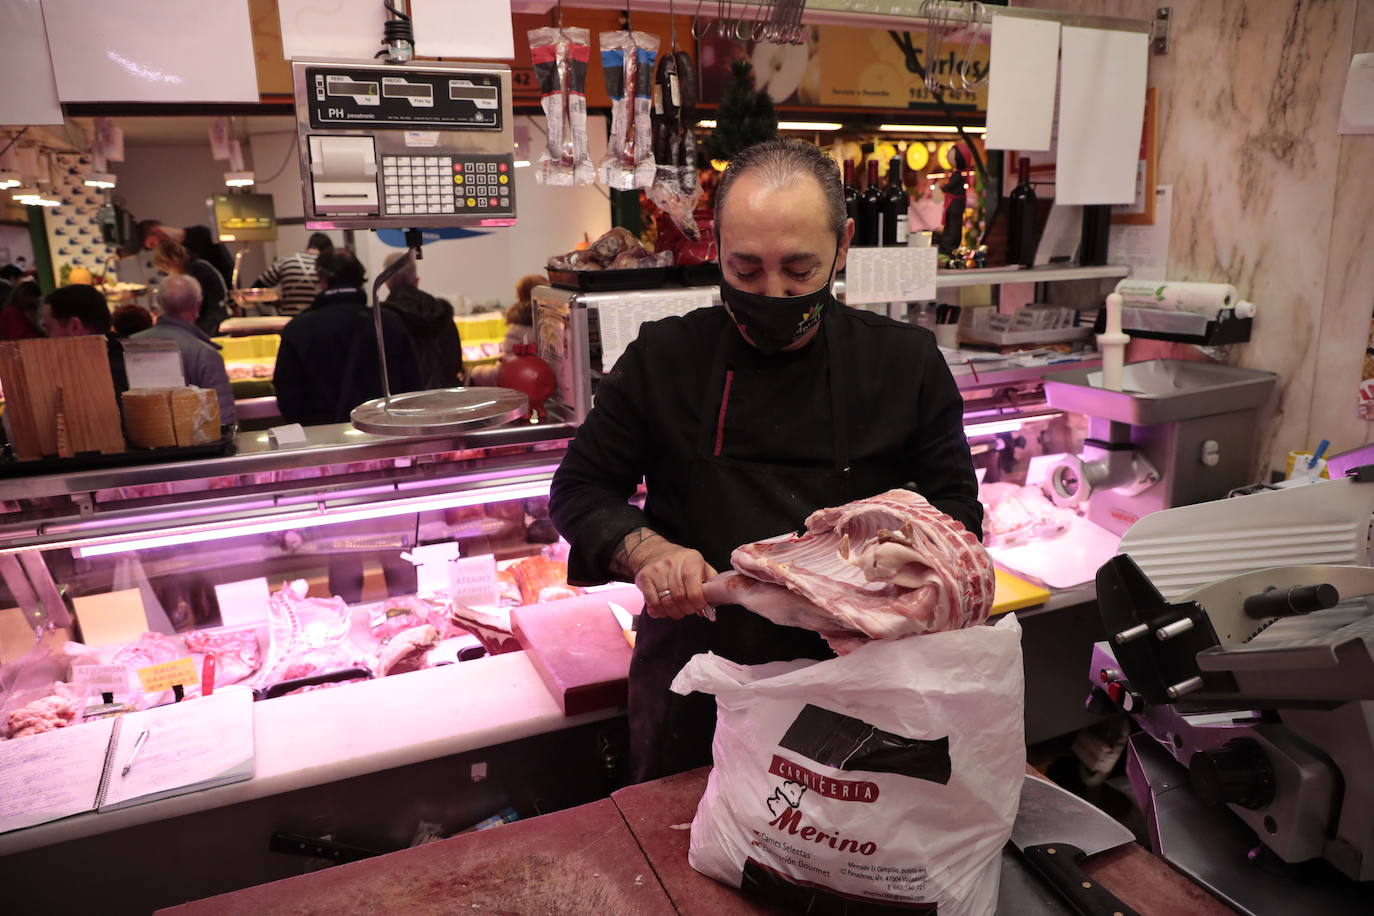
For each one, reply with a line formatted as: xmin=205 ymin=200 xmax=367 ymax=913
xmin=1010 ymin=776 xmax=1141 ymax=916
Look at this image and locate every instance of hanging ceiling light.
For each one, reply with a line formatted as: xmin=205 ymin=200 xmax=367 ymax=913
xmin=224 ymin=171 xmax=256 ymax=188
xmin=0 ymin=171 xmax=21 ymax=189
xmin=83 ymin=172 xmax=117 ymax=189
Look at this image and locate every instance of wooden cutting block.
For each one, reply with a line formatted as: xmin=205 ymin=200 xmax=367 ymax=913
xmin=0 ymin=336 xmax=124 ymax=460
xmin=510 ymin=588 xmax=639 ymax=716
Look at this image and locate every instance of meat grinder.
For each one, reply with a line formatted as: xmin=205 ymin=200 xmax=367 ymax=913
xmin=1041 ymin=360 xmax=1277 ymax=535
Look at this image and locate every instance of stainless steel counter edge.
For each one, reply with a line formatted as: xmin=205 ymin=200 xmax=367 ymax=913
xmin=0 ymin=421 xmax=576 ymax=503
xmin=952 ymin=356 xmax=1103 ymax=391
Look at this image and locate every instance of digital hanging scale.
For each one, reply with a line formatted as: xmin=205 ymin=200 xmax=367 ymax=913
xmin=292 ymin=59 xmax=517 ymax=230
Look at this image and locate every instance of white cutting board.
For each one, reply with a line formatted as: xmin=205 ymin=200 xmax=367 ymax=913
xmin=988 ymin=515 xmax=1121 ymax=589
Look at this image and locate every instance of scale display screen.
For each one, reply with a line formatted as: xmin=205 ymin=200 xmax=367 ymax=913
xmin=449 ymin=84 xmax=498 ymax=103
xmin=384 ymin=82 xmax=433 ymax=100
xmin=307 ymin=65 xmax=502 ymax=130
xmin=328 ymin=78 xmax=378 ymax=96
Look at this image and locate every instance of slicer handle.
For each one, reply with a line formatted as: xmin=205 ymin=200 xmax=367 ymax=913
xmin=1243 ymin=583 xmax=1339 ymax=619
xmin=1021 ymin=843 xmax=1143 ymax=916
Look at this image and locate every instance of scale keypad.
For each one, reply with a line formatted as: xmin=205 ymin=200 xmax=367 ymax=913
xmin=380 ymin=155 xmax=513 ymax=217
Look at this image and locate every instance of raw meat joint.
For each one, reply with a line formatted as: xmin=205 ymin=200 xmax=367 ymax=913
xmin=704 ymin=489 xmax=995 ymax=652
xmin=377 ymin=624 xmax=440 ymax=677
xmin=980 ymin=481 xmax=1076 ymax=547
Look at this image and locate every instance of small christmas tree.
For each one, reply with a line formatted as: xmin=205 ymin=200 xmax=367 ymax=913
xmin=703 ymin=60 xmax=778 ymax=164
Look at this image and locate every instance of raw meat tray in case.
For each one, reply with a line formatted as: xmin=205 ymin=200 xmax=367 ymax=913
xmin=547 ymin=267 xmax=670 ymax=293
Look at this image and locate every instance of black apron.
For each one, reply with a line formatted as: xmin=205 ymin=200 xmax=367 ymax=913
xmin=628 ymin=305 xmax=859 ymax=783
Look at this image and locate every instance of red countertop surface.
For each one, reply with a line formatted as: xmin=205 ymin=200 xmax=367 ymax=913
xmin=157 ymin=798 xmax=674 ymax=916
xmin=160 ymin=767 xmax=1231 ymax=916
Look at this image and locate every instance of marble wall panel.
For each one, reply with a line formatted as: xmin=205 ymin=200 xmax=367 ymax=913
xmin=1013 ymin=0 xmax=1362 ymax=472
xmin=1308 ymin=0 xmax=1374 ymax=453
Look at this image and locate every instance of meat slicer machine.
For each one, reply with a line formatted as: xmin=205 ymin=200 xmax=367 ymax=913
xmin=1085 ymin=471 xmax=1374 ymax=914
xmin=1041 ymin=360 xmax=1278 ymax=535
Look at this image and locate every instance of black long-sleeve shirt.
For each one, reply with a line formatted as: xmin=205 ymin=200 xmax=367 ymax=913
xmin=549 ymin=304 xmax=982 ymax=585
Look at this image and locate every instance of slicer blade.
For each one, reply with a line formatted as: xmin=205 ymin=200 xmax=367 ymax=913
xmin=1179 ymin=565 xmax=1374 ymax=649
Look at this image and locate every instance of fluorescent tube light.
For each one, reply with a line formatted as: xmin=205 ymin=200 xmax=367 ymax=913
xmin=879 ymin=124 xmax=987 ymax=134
xmin=963 ymin=412 xmax=1063 ymax=438
xmin=696 ymin=119 xmax=844 ymax=132
xmin=69 ymin=479 xmax=552 ymax=559
xmin=778 ymin=121 xmax=844 ymax=131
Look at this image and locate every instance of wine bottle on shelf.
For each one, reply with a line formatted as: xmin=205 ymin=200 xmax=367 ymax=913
xmin=843 ymin=159 xmax=860 ymax=229
xmin=883 ymin=156 xmax=909 ymax=247
xmin=1007 ymin=156 xmax=1037 ymax=267
xmin=938 ymin=147 xmax=967 ymax=255
xmin=859 ymin=158 xmax=883 ymax=246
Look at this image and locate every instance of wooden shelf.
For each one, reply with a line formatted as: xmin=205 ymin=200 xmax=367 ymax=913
xmin=935 ymin=264 xmax=1132 ymax=289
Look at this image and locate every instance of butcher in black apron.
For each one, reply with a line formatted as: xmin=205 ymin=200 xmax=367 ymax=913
xmin=549 ymin=139 xmax=982 ymax=783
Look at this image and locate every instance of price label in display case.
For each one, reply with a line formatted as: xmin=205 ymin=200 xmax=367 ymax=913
xmin=451 ymin=554 xmax=499 ymax=607
xmin=136 ymin=657 xmax=199 ymax=694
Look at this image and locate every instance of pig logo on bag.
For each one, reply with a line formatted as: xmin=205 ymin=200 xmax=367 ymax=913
xmin=777 ymin=704 xmax=952 ymax=785
xmin=764 ymin=780 xmax=807 ymax=817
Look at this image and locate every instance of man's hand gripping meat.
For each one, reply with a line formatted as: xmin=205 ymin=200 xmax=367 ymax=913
xmin=613 ymin=527 xmax=718 ymax=620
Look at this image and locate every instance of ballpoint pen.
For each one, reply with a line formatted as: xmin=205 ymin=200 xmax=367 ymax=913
xmin=122 ymin=729 xmax=151 ymax=778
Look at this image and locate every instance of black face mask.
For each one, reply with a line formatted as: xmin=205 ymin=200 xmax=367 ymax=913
xmin=719 ymin=246 xmax=840 ymax=355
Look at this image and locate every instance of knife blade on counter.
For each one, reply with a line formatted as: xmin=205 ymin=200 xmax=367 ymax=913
xmin=607 ymin=601 xmax=635 ymax=648
xmin=1010 ymin=775 xmax=1141 ymax=916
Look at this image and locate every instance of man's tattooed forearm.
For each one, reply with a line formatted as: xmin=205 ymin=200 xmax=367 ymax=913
xmin=611 ymin=527 xmax=664 ymax=577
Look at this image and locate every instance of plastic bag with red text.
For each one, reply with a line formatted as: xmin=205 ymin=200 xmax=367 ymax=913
xmin=670 ymin=613 xmax=1023 ymax=916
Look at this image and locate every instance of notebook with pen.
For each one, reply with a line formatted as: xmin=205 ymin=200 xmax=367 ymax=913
xmin=0 ymin=687 xmax=254 ymax=835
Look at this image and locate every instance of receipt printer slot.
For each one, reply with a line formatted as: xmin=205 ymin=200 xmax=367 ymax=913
xmin=308 ymin=136 xmax=378 ymax=215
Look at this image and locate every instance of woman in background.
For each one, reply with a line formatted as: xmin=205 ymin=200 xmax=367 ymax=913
xmin=111 ymin=303 xmax=154 ymax=337
xmin=153 ymin=239 xmax=228 ymax=336
xmin=468 ymin=273 xmax=546 ymax=385
xmin=0 ymin=279 xmax=42 ymax=339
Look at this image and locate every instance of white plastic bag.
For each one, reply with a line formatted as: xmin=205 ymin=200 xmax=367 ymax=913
xmin=671 ymin=613 xmax=1024 ymax=916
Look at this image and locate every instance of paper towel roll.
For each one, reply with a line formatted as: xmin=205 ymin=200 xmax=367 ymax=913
xmin=1113 ymin=280 xmax=1256 ymax=318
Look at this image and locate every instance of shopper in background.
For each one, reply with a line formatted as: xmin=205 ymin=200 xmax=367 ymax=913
xmin=467 ymin=273 xmax=545 ymax=385
xmin=251 ymin=232 xmax=335 ymax=316
xmin=0 ymin=279 xmax=42 ymax=339
xmin=153 ymin=239 xmax=229 ymax=337
xmin=380 ymin=251 xmax=463 ymax=389
xmin=0 ymin=263 xmax=22 ymax=303
xmin=504 ymin=273 xmax=543 ymax=351
xmin=138 ymin=219 xmax=234 ymax=286
xmin=273 ymin=248 xmax=422 ymax=426
xmin=134 ymin=275 xmax=237 ymax=426
xmin=37 ymin=284 xmax=129 ymax=392
xmin=550 ymin=138 xmax=980 ymax=782
xmin=111 ymin=303 xmax=154 ymax=337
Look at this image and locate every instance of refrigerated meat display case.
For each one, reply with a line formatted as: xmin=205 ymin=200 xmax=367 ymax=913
xmin=0 ymin=421 xmax=640 ymax=915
